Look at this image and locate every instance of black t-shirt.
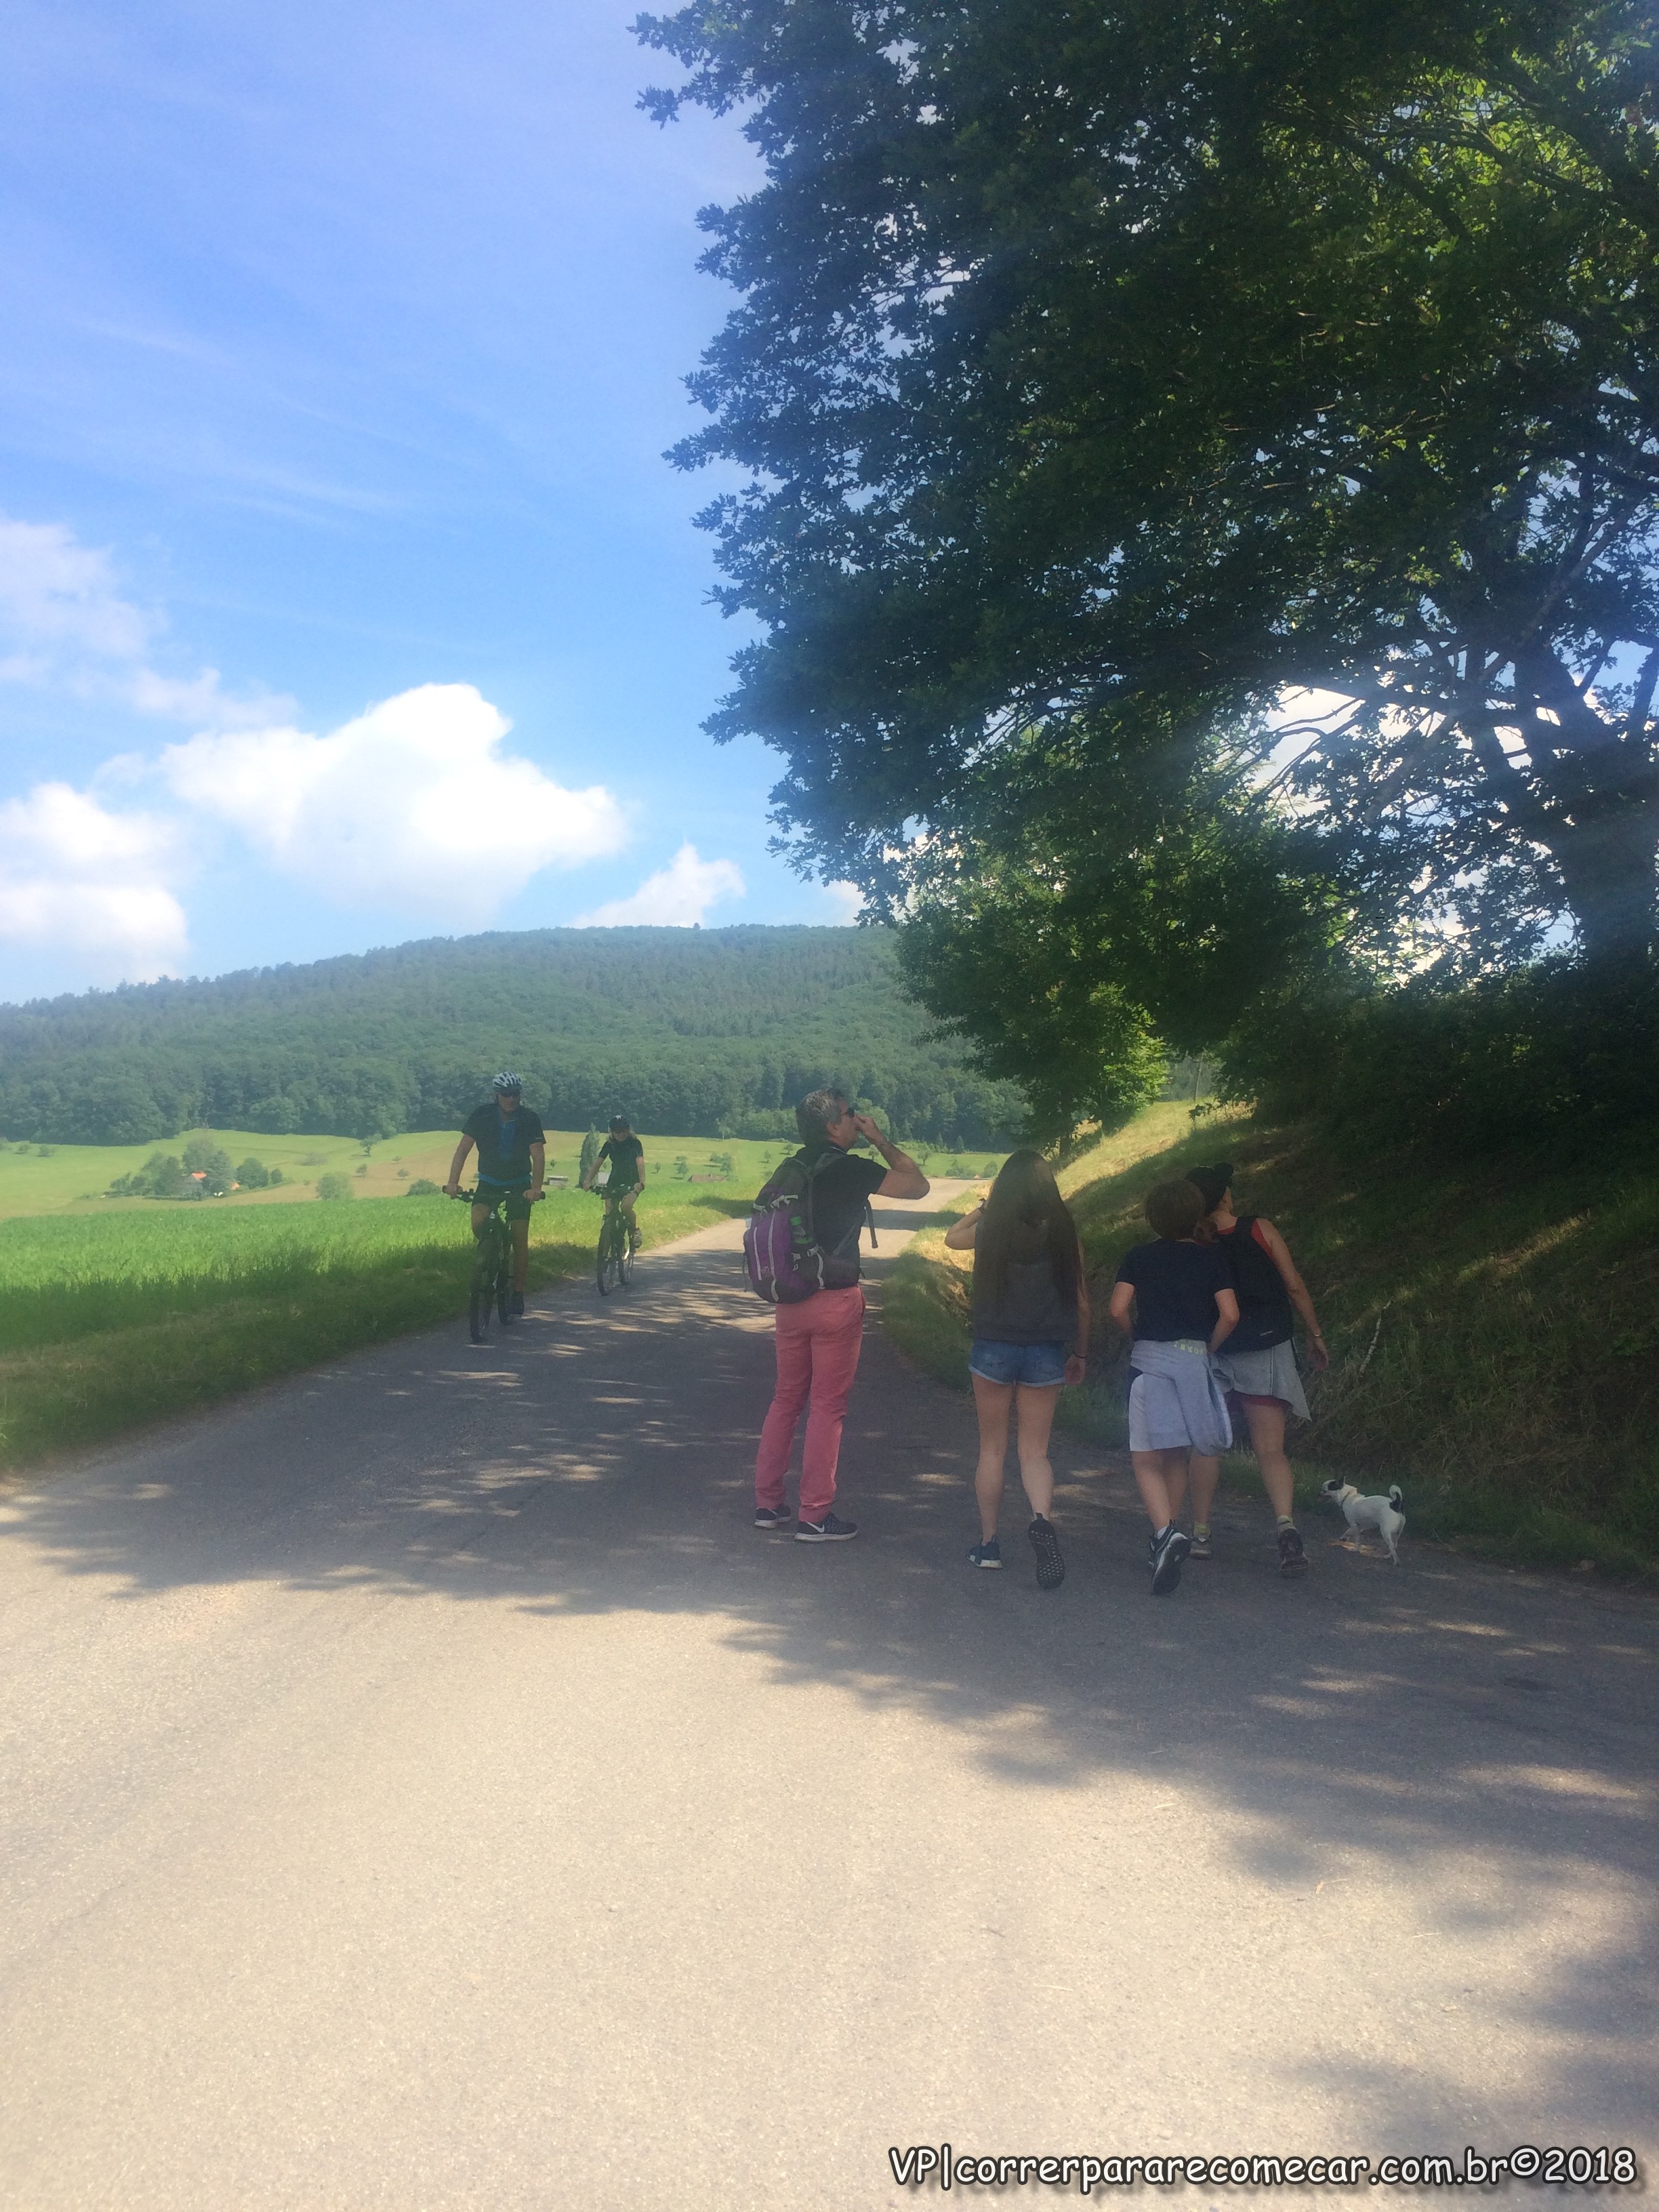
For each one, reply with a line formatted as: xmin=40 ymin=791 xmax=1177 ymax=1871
xmin=1115 ymin=1237 xmax=1231 ymax=1342
xmin=464 ymin=1103 xmax=546 ymax=1182
xmin=598 ymin=1135 xmax=645 ymax=1189
xmin=802 ymin=1144 xmax=888 ymax=1278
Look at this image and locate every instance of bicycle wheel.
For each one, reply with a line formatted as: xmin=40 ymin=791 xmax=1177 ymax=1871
xmin=468 ymin=1233 xmax=496 ymax=1343
xmin=596 ymin=1212 xmax=620 ymax=1296
xmin=619 ymin=1228 xmax=635 ymax=1287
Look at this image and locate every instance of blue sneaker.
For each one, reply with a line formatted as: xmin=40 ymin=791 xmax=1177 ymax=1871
xmin=968 ymin=1538 xmax=1002 ymax=1570
xmin=796 ymin=1513 xmax=858 ymax=1542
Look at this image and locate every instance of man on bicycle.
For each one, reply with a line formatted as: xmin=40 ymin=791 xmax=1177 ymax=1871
xmin=445 ymin=1072 xmax=546 ymax=1315
xmin=582 ymin=1113 xmax=644 ymax=1252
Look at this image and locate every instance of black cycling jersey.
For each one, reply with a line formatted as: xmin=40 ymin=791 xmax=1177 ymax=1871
xmin=598 ymin=1134 xmax=645 ymax=1189
xmin=464 ymin=1103 xmax=545 ymax=1183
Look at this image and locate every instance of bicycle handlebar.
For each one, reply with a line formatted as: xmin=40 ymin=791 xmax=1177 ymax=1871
xmin=450 ymin=1187 xmax=545 ymax=1202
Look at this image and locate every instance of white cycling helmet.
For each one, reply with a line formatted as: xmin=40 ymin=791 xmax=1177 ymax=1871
xmin=491 ymin=1069 xmax=523 ymax=1094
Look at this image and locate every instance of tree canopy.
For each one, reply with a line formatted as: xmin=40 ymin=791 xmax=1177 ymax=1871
xmin=639 ymin=0 xmax=1659 ymax=960
xmin=0 ymin=926 xmax=1023 ymax=1148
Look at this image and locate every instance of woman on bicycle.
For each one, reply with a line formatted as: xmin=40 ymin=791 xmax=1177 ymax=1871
xmin=584 ymin=1114 xmax=646 ymax=1250
xmin=943 ymin=1149 xmax=1088 ymax=1589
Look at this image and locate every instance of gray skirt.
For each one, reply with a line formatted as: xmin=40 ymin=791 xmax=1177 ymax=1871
xmin=1212 ymin=1338 xmax=1310 ymax=1422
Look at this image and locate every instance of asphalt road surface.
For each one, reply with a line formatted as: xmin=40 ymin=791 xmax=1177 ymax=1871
xmin=1 ymin=1194 xmax=1654 ymax=2209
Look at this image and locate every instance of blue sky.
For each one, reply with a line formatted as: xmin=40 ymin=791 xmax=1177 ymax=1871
xmin=0 ymin=0 xmax=848 ymax=1003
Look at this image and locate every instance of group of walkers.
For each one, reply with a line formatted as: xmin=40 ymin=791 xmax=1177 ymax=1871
xmin=746 ymin=1089 xmax=1328 ymax=1596
xmin=447 ymin=1075 xmax=1328 ymax=1595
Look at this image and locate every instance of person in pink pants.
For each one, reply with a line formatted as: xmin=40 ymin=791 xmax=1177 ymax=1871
xmin=754 ymin=1089 xmax=929 ymax=1542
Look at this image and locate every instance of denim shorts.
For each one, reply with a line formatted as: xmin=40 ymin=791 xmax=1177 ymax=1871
xmin=968 ymin=1338 xmax=1068 ymax=1388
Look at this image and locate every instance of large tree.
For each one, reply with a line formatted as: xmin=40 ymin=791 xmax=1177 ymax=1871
xmin=639 ymin=0 xmax=1659 ymax=958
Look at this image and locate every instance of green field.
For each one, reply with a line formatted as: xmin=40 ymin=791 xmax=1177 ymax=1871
xmin=0 ymin=1126 xmax=1005 ymax=1471
xmin=882 ymin=1102 xmax=1658 ymax=1577
xmin=0 ymin=1126 xmax=1002 ymax=1220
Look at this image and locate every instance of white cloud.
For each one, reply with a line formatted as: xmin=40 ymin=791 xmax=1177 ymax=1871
xmin=819 ymin=880 xmax=865 ymax=924
xmin=575 ymin=842 xmax=745 ymax=927
xmin=162 ymin=682 xmax=628 ymax=922
xmin=0 ymin=514 xmax=291 ymax=726
xmin=0 ymin=781 xmax=188 ymax=979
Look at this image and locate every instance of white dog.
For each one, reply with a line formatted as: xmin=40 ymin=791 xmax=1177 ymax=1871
xmin=1320 ymin=1479 xmax=1406 ymax=1563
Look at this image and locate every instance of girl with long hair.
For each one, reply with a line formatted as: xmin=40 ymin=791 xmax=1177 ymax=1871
xmin=943 ymin=1149 xmax=1089 ymax=1589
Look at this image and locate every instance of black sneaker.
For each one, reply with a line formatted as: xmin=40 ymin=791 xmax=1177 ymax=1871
xmin=796 ymin=1512 xmax=859 ymax=1542
xmin=510 ymin=1289 xmax=525 ymax=1317
xmin=1028 ymin=1516 xmax=1065 ymax=1591
xmin=754 ymin=1504 xmax=792 ymax=1530
xmin=1150 ymin=1524 xmax=1191 ymax=1596
xmin=968 ymin=1538 xmax=1002 ymax=1570
xmin=1277 ymin=1525 xmax=1309 ymax=1576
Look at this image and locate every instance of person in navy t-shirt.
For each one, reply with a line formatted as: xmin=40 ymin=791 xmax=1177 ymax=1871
xmin=445 ymin=1072 xmax=546 ymax=1317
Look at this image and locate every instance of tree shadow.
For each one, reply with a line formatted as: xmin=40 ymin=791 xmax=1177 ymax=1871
xmin=3 ymin=1209 xmax=1656 ymax=2159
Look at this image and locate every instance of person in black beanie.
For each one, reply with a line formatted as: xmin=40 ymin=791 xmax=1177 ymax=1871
xmin=1177 ymin=1162 xmax=1328 ymax=1575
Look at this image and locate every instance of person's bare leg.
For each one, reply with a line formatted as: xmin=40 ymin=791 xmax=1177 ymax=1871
xmin=1013 ymin=1384 xmax=1061 ymax=1521
xmin=1244 ymin=1401 xmax=1294 ymax=1519
xmin=511 ymin=1216 xmax=530 ymax=1294
xmin=971 ymin=1376 xmax=1015 ymax=1541
xmin=1130 ymin=1448 xmax=1184 ymax=1531
xmin=620 ymin=1189 xmax=640 ymax=1246
xmin=1164 ymin=1457 xmax=1187 ymax=1524
xmin=1185 ymin=1453 xmax=1220 ymax=1528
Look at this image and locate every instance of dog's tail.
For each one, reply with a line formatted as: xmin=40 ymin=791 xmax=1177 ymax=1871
xmin=1387 ymin=1485 xmax=1404 ymax=1510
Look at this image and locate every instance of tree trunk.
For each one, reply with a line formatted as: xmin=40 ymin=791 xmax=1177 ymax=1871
xmin=1547 ymin=806 xmax=1659 ymax=960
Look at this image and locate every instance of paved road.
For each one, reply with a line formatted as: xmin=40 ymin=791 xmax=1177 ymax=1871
xmin=1 ymin=1195 xmax=1654 ymax=2209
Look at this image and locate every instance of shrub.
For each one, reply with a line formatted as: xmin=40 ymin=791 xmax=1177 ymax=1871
xmin=235 ymin=1157 xmax=270 ymax=1189
xmin=316 ymin=1172 xmax=353 ymax=1202
xmin=1223 ymin=956 xmax=1659 ymax=1161
xmin=405 ymin=1178 xmax=440 ymax=1195
xmin=108 ymin=1152 xmax=191 ymax=1201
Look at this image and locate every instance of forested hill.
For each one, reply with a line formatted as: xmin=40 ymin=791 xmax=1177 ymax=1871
xmin=0 ymin=926 xmax=1023 ymax=1147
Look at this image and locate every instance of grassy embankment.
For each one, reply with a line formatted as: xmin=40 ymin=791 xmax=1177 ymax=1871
xmin=882 ymin=1102 xmax=1658 ymax=1576
xmin=0 ymin=1130 xmax=1006 ymax=1472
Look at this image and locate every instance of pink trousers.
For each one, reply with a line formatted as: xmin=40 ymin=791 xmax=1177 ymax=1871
xmin=754 ymin=1286 xmax=866 ymax=1523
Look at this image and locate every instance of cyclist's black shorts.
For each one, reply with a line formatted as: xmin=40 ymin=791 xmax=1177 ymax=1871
xmin=476 ymin=1178 xmax=533 ymax=1223
xmin=605 ymin=1182 xmax=643 ymax=1204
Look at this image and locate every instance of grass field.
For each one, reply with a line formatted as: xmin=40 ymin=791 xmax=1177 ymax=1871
xmin=881 ymin=1103 xmax=1659 ymax=1577
xmin=0 ymin=1128 xmax=1004 ymax=1218
xmin=0 ymin=1126 xmax=1006 ymax=1471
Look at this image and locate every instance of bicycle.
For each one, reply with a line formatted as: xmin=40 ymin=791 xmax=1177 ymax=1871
xmin=592 ymin=1183 xmax=638 ymax=1296
xmin=453 ymin=1187 xmax=542 ymax=1344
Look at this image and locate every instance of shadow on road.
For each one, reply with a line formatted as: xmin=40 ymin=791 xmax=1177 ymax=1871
xmin=3 ymin=1208 xmax=1656 ymax=2154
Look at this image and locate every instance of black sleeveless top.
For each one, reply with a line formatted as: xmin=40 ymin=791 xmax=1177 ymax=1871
xmin=1217 ymin=1215 xmax=1293 ymax=1353
xmin=971 ymin=1223 xmax=1075 ymax=1346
